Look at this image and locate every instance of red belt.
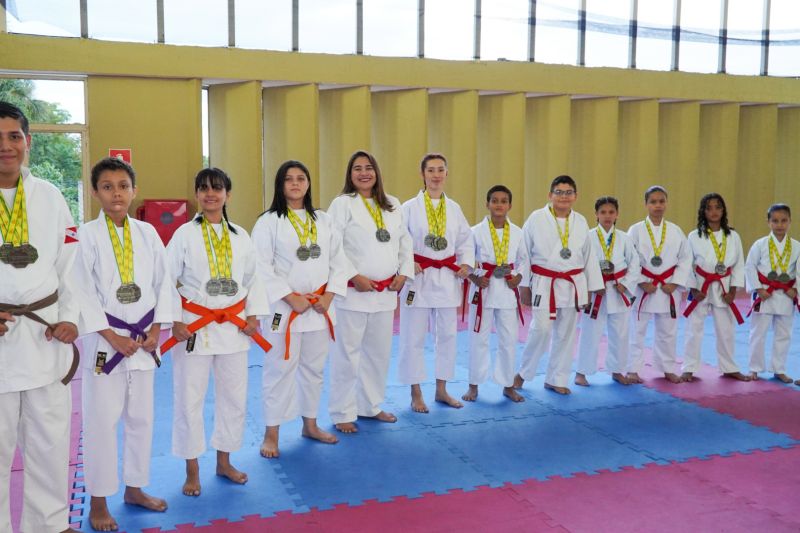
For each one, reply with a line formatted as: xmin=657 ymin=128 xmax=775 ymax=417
xmin=414 ymin=254 xmax=469 ymax=320
xmin=531 ymin=265 xmax=584 ymax=320
xmin=471 ymin=262 xmax=525 ymax=332
xmin=284 ymin=284 xmax=335 ymax=360
xmin=347 ymin=275 xmax=396 ymax=292
xmin=683 ymin=265 xmax=744 ymax=324
xmin=747 ymin=271 xmax=800 ymax=316
xmin=588 ymin=268 xmax=631 ymax=320
xmin=160 ymin=297 xmax=272 ymax=354
xmin=638 ymin=265 xmax=678 ymax=319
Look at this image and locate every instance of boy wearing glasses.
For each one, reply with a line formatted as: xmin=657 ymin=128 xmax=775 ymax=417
xmin=515 ymin=175 xmax=603 ymax=395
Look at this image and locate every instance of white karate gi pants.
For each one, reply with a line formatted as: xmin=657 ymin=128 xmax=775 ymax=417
xmin=518 ymin=308 xmax=579 ymax=388
xmin=577 ymin=306 xmax=630 ymax=375
xmin=629 ymin=311 xmax=678 ymax=374
xmin=682 ymin=304 xmax=739 ymax=374
xmin=329 ymin=309 xmax=394 ymax=424
xmin=398 ymin=306 xmax=457 ymax=384
xmin=467 ymin=306 xmax=519 ymax=387
xmin=749 ymin=313 xmax=794 ymax=375
xmin=262 ymin=329 xmax=330 ymax=427
xmin=0 ymin=380 xmax=70 ymax=533
xmin=82 ymin=368 xmax=154 ymax=497
xmin=172 ymin=346 xmax=248 ymax=459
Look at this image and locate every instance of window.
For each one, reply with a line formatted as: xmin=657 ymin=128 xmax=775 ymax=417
xmin=726 ymin=0 xmax=764 ymax=75
xmin=534 ymin=0 xmax=579 ymax=65
xmin=88 ymin=0 xmax=158 ymax=43
xmin=299 ymin=0 xmax=357 ymax=54
xmin=6 ymin=0 xmax=81 ymax=37
xmin=364 ymin=0 xmax=418 ymax=57
xmin=768 ymin=0 xmax=800 ymax=77
xmin=636 ymin=0 xmax=673 ymax=71
xmin=235 ymin=0 xmax=293 ymax=51
xmin=585 ymin=0 xmax=630 ymax=68
xmin=679 ymin=0 xmax=721 ymax=73
xmin=164 ymin=0 xmax=228 ymax=47
xmin=424 ymin=0 xmax=475 ymax=60
xmin=480 ymin=0 xmax=528 ymax=61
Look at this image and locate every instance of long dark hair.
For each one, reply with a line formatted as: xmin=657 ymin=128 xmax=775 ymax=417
xmin=697 ymin=192 xmax=731 ymax=237
xmin=193 ymin=167 xmax=237 ymax=234
xmin=341 ymin=150 xmax=394 ymax=212
xmin=266 ymin=160 xmax=317 ymax=220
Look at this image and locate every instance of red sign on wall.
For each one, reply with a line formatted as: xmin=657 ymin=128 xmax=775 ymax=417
xmin=109 ymin=148 xmax=132 ymax=164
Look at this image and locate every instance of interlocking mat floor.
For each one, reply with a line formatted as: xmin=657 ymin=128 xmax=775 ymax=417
xmin=10 ymin=303 xmax=800 ymax=532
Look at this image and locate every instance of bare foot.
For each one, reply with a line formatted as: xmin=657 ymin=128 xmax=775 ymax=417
xmin=435 ymin=392 xmax=464 ymax=408
xmin=503 ymin=386 xmax=525 ymax=402
xmin=795 ymin=379 xmax=800 ymax=386
xmin=411 ymin=384 xmax=429 ymax=413
xmin=123 ymin=487 xmax=167 ymax=512
xmin=335 ymin=422 xmax=358 ymax=433
xmin=182 ymin=459 xmax=201 ymax=497
xmin=626 ymin=372 xmax=643 ymax=384
xmin=719 ymin=371 xmax=750 ymax=381
xmin=681 ymin=372 xmax=694 ymax=382
xmin=301 ymin=423 xmax=339 ymax=444
xmin=750 ymin=372 xmax=760 ymax=381
xmin=513 ymin=373 xmax=525 ymax=389
xmin=461 ymin=384 xmax=478 ymax=402
xmin=359 ymin=410 xmax=397 ymax=423
xmin=89 ymin=496 xmax=118 ymax=531
xmin=544 ymin=382 xmax=571 ymax=395
xmin=216 ymin=451 xmax=248 ymax=485
xmin=773 ymin=373 xmax=793 ymax=384
xmin=664 ymin=373 xmax=682 ymax=384
xmin=574 ymin=373 xmax=589 ymax=387
xmin=260 ymin=426 xmax=280 ymax=458
xmin=612 ymin=373 xmax=629 ymax=385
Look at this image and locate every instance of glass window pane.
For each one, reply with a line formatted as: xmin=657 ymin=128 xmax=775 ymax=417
xmin=87 ymin=0 xmax=157 ymax=43
xmin=534 ymin=0 xmax=579 ymax=65
xmin=6 ymin=0 xmax=81 ymax=37
xmin=299 ymin=0 xmax=356 ymax=54
xmin=0 ymin=79 xmax=85 ymax=125
xmin=726 ymin=0 xmax=763 ymax=75
xmin=202 ymin=88 xmax=210 ymax=167
xmin=585 ymin=0 xmax=630 ymax=68
xmin=679 ymin=0 xmax=721 ymax=73
xmin=236 ymin=0 xmax=292 ymax=51
xmin=636 ymin=0 xmax=673 ymax=71
xmin=769 ymin=0 xmax=800 ymax=76
xmin=164 ymin=0 xmax=228 ymax=47
xmin=424 ymin=0 xmax=475 ymax=60
xmin=364 ymin=0 xmax=417 ymax=57
xmin=30 ymin=133 xmax=84 ymax=223
xmin=481 ymin=0 xmax=528 ymax=61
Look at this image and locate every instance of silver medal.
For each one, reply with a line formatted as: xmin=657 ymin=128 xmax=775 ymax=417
xmin=493 ymin=265 xmax=509 ymax=279
xmin=376 ymin=228 xmax=391 ymax=242
xmin=767 ymin=270 xmax=778 ymax=281
xmin=0 ymin=243 xmax=12 ymax=264
xmin=219 ymin=278 xmax=239 ymax=296
xmin=116 ymin=283 xmax=142 ymax=304
xmin=650 ymin=256 xmax=663 ymax=267
xmin=599 ymin=260 xmax=614 ymax=273
xmin=206 ymin=278 xmax=222 ymax=296
xmin=424 ymin=233 xmax=436 ymax=249
xmin=6 ymin=243 xmax=38 ymax=269
xmin=560 ymin=247 xmax=572 ymax=260
xmin=714 ymin=263 xmax=727 ymax=276
xmin=296 ymin=246 xmax=311 ymax=261
xmin=309 ymin=243 xmax=322 ymax=259
xmin=778 ymin=273 xmax=792 ymax=283
xmin=435 ymin=236 xmax=448 ymax=251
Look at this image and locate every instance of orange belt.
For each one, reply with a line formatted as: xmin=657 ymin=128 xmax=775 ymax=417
xmin=683 ymin=265 xmax=744 ymax=325
xmin=284 ymin=284 xmax=335 ymax=360
xmin=160 ymin=297 xmax=272 ymax=354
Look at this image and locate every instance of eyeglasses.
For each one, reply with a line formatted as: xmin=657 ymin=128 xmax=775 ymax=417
xmin=551 ymin=189 xmax=575 ymax=197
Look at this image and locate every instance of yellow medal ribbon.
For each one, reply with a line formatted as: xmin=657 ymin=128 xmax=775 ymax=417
xmin=0 ymin=176 xmax=29 ymax=246
xmin=768 ymin=236 xmax=792 ymax=273
xmin=645 ymin=218 xmax=667 ymax=257
xmin=548 ymin=205 xmax=570 ymax=250
xmin=423 ymin=190 xmax=447 ymax=237
xmin=361 ymin=195 xmax=386 ymax=230
xmin=596 ymin=226 xmax=616 ymax=261
xmin=708 ymin=230 xmax=727 ymax=264
xmin=287 ymin=209 xmax=318 ymax=247
xmin=487 ymin=217 xmax=510 ymax=265
xmin=105 ymin=214 xmax=134 ymax=285
xmin=201 ymin=217 xmax=232 ymax=279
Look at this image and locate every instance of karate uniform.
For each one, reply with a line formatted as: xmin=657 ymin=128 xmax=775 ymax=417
xmin=73 ymin=213 xmax=177 ymax=497
xmin=746 ymin=234 xmax=800 ymax=375
xmin=0 ymin=168 xmax=87 ymax=533
xmin=326 ymin=194 xmax=414 ymax=424
xmin=682 ymin=229 xmax=745 ymax=374
xmin=397 ymin=191 xmax=474 ymax=385
xmin=466 ymin=217 xmax=528 ymax=388
xmin=252 ymin=210 xmax=352 ymax=427
xmin=627 ymin=217 xmax=691 ymax=375
xmin=518 ymin=205 xmax=603 ymax=388
xmin=166 ymin=219 xmax=268 ymax=460
xmin=577 ymin=226 xmax=640 ymax=376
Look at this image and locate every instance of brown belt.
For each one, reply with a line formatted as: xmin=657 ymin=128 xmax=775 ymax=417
xmin=0 ymin=291 xmax=80 ymax=385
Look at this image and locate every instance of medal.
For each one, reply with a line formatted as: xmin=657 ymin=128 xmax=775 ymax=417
xmin=714 ymin=263 xmax=727 ymax=276
xmin=0 ymin=176 xmax=37 ymax=268
xmin=6 ymin=243 xmax=39 ymax=268
xmin=493 ymin=265 xmax=509 ymax=279
xmin=219 ymin=278 xmax=239 ymax=296
xmin=0 ymin=243 xmax=10 ymax=263
xmin=201 ymin=217 xmax=235 ymax=295
xmin=287 ymin=209 xmax=319 ymax=261
xmin=296 ymin=245 xmax=311 ymax=261
xmin=424 ymin=233 xmax=436 ymax=249
xmin=116 ymin=283 xmax=142 ymax=304
xmin=549 ymin=205 xmax=571 ymax=261
xmin=645 ymin=218 xmax=667 ymax=268
xmin=651 ymin=256 xmax=663 ymax=267
xmin=708 ymin=230 xmax=728 ymax=277
xmin=487 ymin=217 xmax=510 ymax=276
xmin=423 ymin=191 xmax=448 ymax=252
xmin=376 ymin=228 xmax=391 ymax=242
xmin=362 ymin=195 xmax=391 ymax=243
xmin=206 ymin=278 xmax=222 ymax=296
xmin=778 ymin=273 xmax=792 ymax=283
xmin=768 ymin=270 xmax=778 ymax=281
xmin=600 ymin=260 xmax=614 ymax=273
xmin=435 ymin=236 xmax=448 ymax=251
xmin=309 ymin=243 xmax=322 ymax=259
xmin=768 ymin=236 xmax=792 ymax=287
xmin=560 ymin=247 xmax=572 ymax=260
xmin=596 ymin=226 xmax=616 ymax=274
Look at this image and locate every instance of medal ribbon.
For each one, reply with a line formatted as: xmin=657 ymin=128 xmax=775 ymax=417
xmin=548 ymin=206 xmax=570 ymax=251
xmin=361 ymin=195 xmax=386 ymax=230
xmin=201 ymin=217 xmax=232 ymax=279
xmin=0 ymin=176 xmax=28 ymax=245
xmin=596 ymin=226 xmax=615 ymax=262
xmin=645 ymin=218 xmax=667 ymax=258
xmin=287 ymin=209 xmax=318 ymax=247
xmin=768 ymin=236 xmax=792 ymax=273
xmin=105 ymin=214 xmax=134 ymax=285
xmin=708 ymin=230 xmax=727 ymax=265
xmin=487 ymin=218 xmax=510 ymax=266
xmin=423 ymin=191 xmax=447 ymax=238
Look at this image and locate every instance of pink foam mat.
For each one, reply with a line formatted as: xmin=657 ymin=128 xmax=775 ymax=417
xmin=688 ymin=388 xmax=800 ymax=439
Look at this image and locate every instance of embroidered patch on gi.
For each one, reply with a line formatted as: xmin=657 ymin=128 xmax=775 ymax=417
xmin=94 ymin=352 xmax=107 ymax=375
xmin=533 ymin=295 xmax=541 ymax=307
xmin=186 ymin=333 xmax=197 ymax=353
xmin=406 ymin=291 xmax=415 ymax=305
xmin=271 ymin=313 xmax=282 ymax=331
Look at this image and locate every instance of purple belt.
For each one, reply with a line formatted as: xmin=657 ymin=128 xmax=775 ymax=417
xmin=102 ymin=308 xmax=160 ymax=374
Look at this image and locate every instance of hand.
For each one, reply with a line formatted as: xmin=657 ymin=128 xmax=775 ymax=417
xmin=690 ymin=288 xmax=706 ymax=302
xmin=46 ymin=322 xmax=78 ymax=344
xmin=757 ymin=288 xmax=772 ymax=301
xmin=520 ymin=287 xmax=532 ymax=307
xmin=661 ymin=283 xmax=678 ymax=295
xmin=101 ymin=329 xmax=140 ymax=357
xmin=506 ymin=273 xmax=522 ymax=289
xmin=388 ymin=275 xmax=407 ymax=292
xmin=141 ymin=323 xmax=162 ymax=352
xmin=284 ymin=293 xmax=312 ymax=314
xmin=311 ymin=292 xmax=334 ymax=314
xmin=414 ymin=262 xmax=422 ymax=275
xmin=470 ymin=274 xmax=490 ymax=289
xmin=722 ymin=291 xmax=736 ymax=305
xmin=242 ymin=315 xmax=259 ymax=336
xmin=0 ymin=312 xmax=15 ymax=336
xmin=615 ymin=284 xmax=628 ymax=296
xmin=639 ymin=282 xmax=657 ymax=294
xmin=171 ymin=321 xmax=193 ymax=342
xmin=786 ymin=288 xmax=797 ymax=299
xmin=350 ymin=274 xmax=376 ymax=292
xmin=456 ymin=264 xmax=471 ymax=279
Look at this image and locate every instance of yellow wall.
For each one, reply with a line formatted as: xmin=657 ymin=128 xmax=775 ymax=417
xmin=524 ymin=96 xmax=571 ymax=216
xmin=616 ymin=99 xmax=659 ymax=229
